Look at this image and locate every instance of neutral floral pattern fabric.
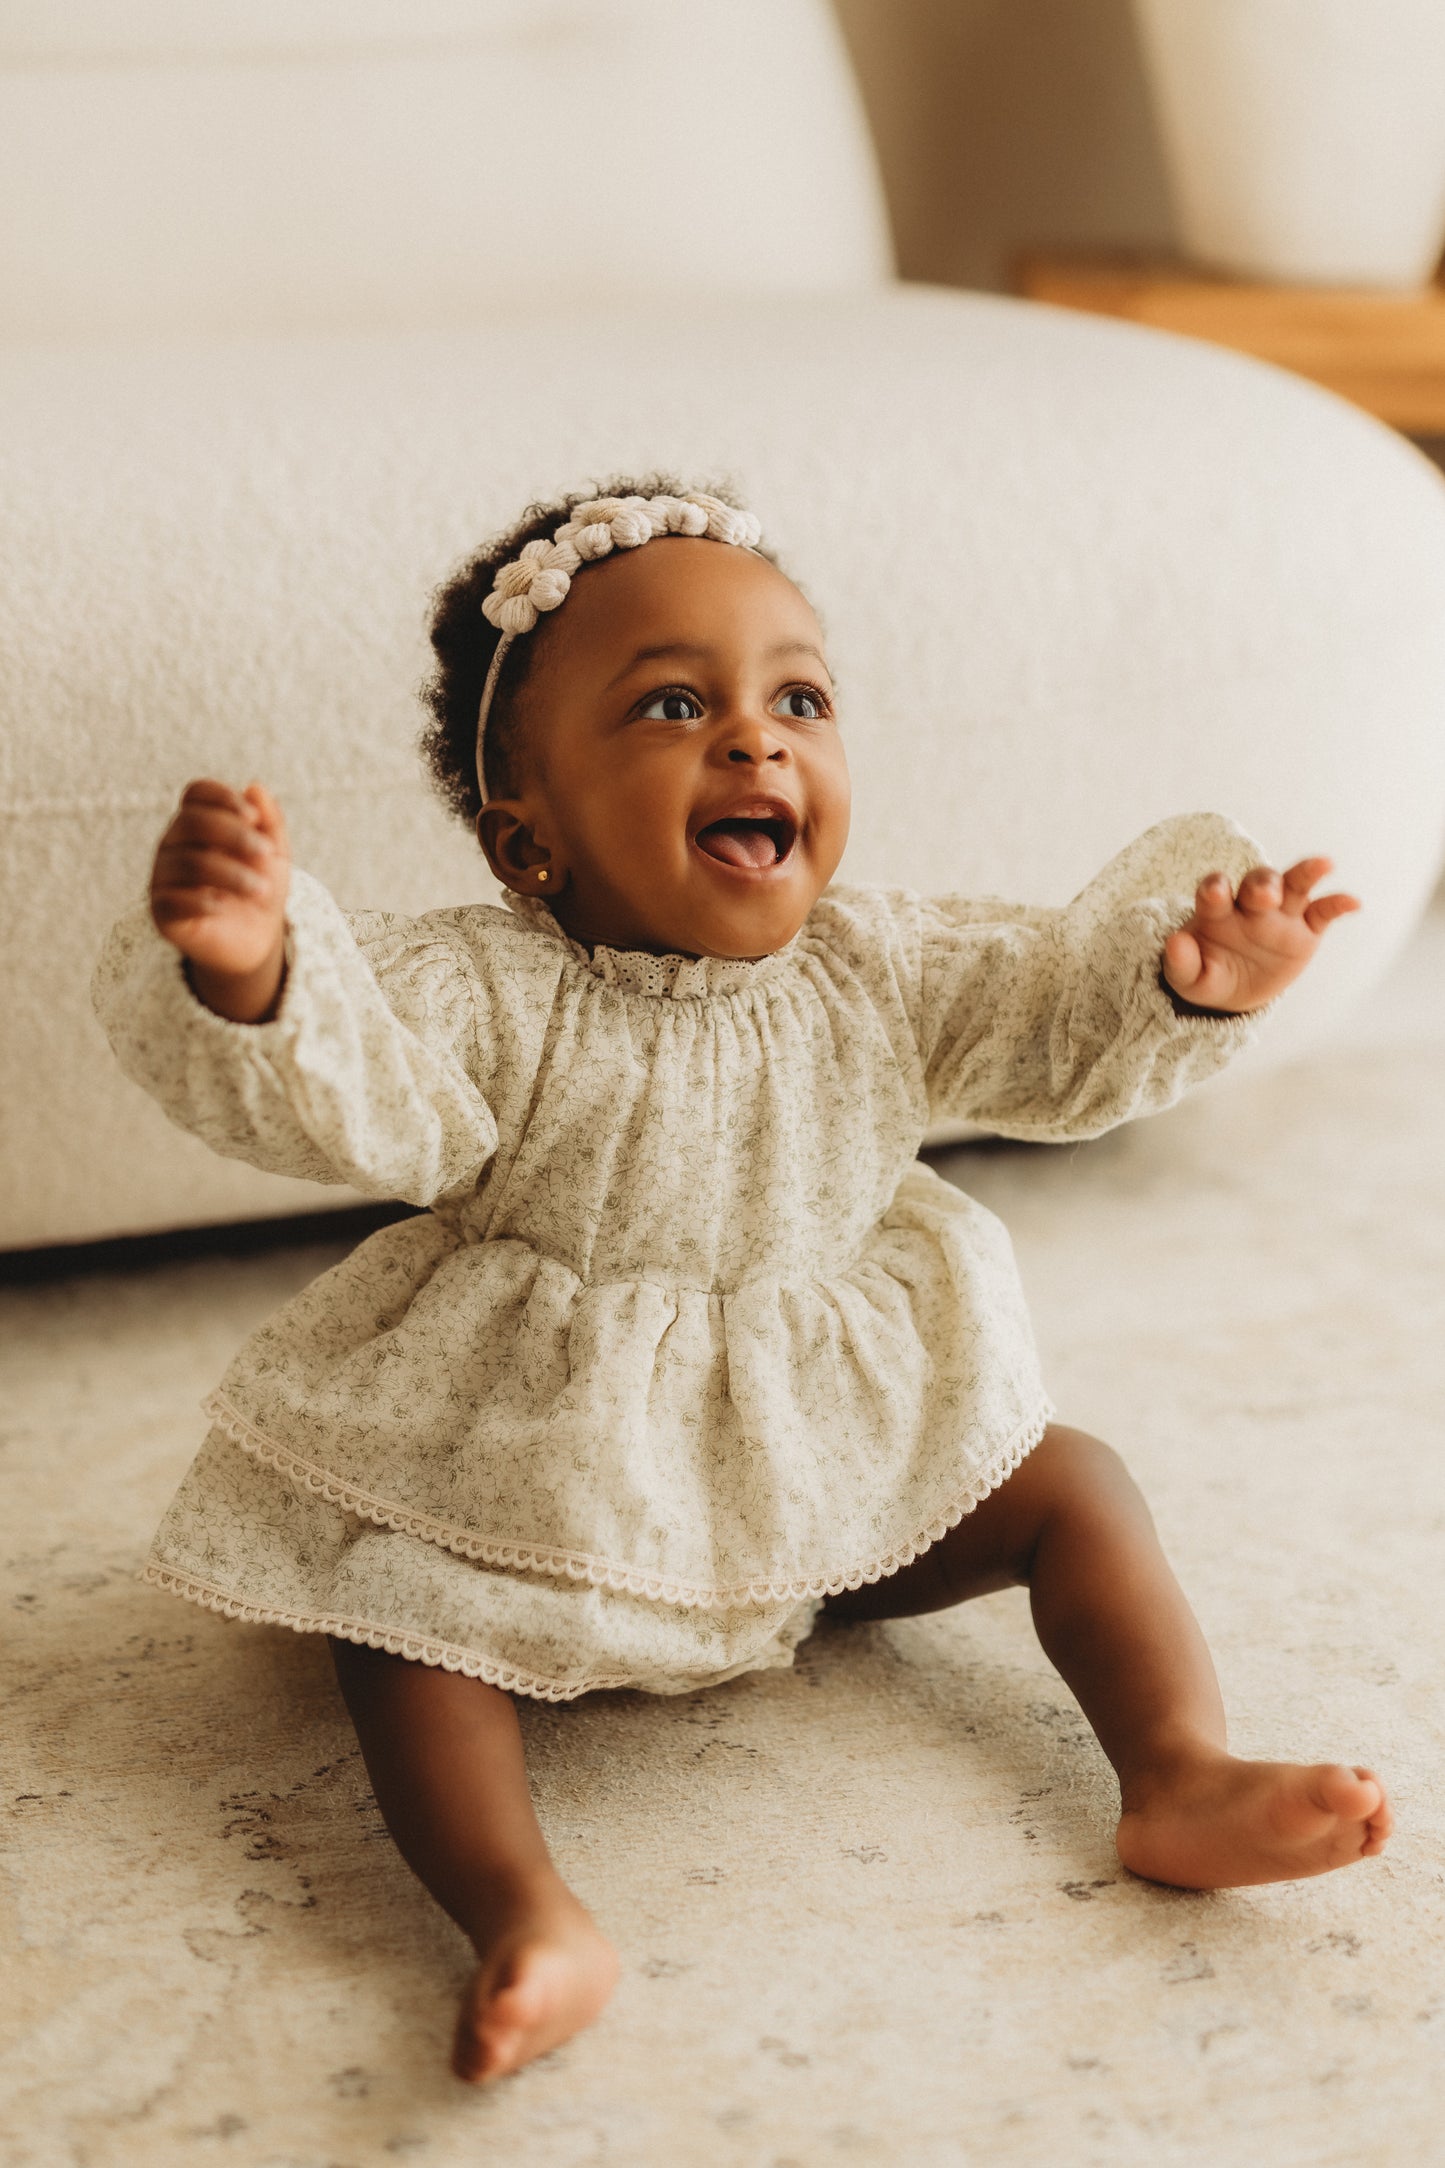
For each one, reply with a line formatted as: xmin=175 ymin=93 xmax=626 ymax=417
xmin=93 ymin=812 xmax=1266 ymax=1699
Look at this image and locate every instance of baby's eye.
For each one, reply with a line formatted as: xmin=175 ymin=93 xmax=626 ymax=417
xmin=638 ymin=690 xmax=702 ymax=722
xmin=773 ymin=687 xmax=827 ymax=720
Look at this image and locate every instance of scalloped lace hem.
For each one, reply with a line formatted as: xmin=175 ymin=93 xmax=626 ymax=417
xmin=202 ymin=1389 xmax=1055 ymax=1611
xmin=140 ymin=1562 xmax=629 ymax=1702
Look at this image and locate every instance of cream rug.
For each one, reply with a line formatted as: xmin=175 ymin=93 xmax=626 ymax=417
xmin=5 ymin=905 xmax=1444 ymax=2167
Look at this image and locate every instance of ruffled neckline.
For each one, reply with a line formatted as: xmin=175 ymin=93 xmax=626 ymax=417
xmin=501 ymin=889 xmax=800 ymax=999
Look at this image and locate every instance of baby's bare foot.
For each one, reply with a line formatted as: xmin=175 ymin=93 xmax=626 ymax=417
xmin=453 ymin=1877 xmax=620 ymax=2085
xmin=1116 ymin=1752 xmax=1392 ymax=1890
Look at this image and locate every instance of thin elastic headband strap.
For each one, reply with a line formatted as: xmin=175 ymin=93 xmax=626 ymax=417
xmin=475 ymin=632 xmax=516 ymax=805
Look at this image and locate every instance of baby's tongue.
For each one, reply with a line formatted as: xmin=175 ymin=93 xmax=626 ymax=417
xmin=696 ymin=820 xmax=776 ymax=869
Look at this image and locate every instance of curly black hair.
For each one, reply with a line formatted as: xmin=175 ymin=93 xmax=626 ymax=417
xmin=418 ymin=473 xmax=783 ymax=827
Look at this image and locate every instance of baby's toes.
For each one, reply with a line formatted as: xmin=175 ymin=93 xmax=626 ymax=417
xmin=454 ymin=1962 xmax=541 ymax=2081
xmin=1310 ymin=1764 xmax=1382 ymax=1824
xmin=475 ymin=1967 xmax=550 ymax=2078
xmin=452 ymin=1970 xmax=503 ymax=2083
xmin=1353 ymin=1766 xmax=1393 ymax=1855
xmin=1296 ymin=1764 xmax=1387 ymax=1865
xmin=452 ymin=1932 xmax=618 ymax=2085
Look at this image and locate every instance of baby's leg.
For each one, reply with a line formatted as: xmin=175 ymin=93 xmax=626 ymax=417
xmin=330 ymin=1641 xmax=618 ymax=2083
xmin=825 ymin=1425 xmax=1391 ymax=1889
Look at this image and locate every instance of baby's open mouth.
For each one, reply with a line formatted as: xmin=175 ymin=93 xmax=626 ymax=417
xmin=693 ymin=814 xmax=797 ymax=870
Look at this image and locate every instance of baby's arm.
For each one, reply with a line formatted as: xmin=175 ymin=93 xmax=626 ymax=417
xmin=94 ymin=778 xmax=499 ymax=1203
xmin=916 ymin=814 xmax=1354 ymax=1141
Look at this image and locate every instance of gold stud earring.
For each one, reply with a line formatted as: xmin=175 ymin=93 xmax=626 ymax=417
xmin=536 ymin=868 xmax=549 ymax=883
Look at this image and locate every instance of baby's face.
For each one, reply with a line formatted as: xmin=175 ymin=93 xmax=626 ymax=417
xmin=479 ymin=538 xmax=851 ymax=959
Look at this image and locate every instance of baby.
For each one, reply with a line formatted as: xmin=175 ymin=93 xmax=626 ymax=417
xmin=95 ymin=477 xmax=1391 ymax=2088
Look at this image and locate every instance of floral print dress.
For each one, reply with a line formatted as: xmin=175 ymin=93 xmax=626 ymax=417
xmin=93 ymin=813 xmax=1263 ymax=1700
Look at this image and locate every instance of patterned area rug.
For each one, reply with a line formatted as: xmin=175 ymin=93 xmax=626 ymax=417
xmin=5 ymin=908 xmax=1443 ymax=2167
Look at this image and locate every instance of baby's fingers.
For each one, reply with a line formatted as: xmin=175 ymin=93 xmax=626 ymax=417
xmin=1191 ymin=871 xmax=1236 ymax=924
xmin=1237 ymin=865 xmax=1283 ymax=915
xmin=242 ymin=781 xmax=290 ymax=859
xmin=150 ymin=886 xmax=208 ymax=925
xmin=165 ymin=800 xmax=274 ymax=865
xmin=1303 ymin=891 xmax=1361 ymax=935
xmin=178 ymin=777 xmax=251 ymax=819
xmin=1281 ymin=856 xmax=1335 ymax=915
xmin=1162 ymin=925 xmax=1204 ymax=992
xmin=153 ymin=840 xmax=272 ymax=901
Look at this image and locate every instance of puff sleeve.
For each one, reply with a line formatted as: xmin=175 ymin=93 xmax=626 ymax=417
xmin=917 ymin=813 xmax=1272 ymax=1142
xmin=91 ymin=867 xmax=500 ymax=1205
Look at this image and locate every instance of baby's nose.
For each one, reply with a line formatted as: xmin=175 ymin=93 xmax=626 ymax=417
xmin=724 ymin=713 xmax=790 ymax=759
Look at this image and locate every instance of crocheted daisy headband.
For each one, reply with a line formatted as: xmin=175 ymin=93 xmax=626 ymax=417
xmin=474 ymin=490 xmax=764 ymax=802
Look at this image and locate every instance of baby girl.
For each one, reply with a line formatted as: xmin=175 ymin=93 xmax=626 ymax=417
xmin=95 ymin=477 xmax=1391 ymax=2087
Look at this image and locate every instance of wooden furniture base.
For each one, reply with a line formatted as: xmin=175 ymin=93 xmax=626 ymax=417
xmin=1016 ymin=252 xmax=1445 ymax=434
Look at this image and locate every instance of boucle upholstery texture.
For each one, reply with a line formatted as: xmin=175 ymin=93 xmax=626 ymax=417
xmin=0 ymin=0 xmax=888 ymax=339
xmin=5 ymin=898 xmax=1442 ymax=2163
xmin=6 ymin=287 xmax=1445 ymax=1247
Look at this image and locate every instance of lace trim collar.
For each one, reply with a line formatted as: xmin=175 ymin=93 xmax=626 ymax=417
xmin=501 ymin=889 xmax=799 ymax=999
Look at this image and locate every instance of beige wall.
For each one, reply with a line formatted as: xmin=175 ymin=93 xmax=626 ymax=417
xmin=831 ymin=0 xmax=1174 ymax=292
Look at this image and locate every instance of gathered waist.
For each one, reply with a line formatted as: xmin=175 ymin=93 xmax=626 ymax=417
xmin=433 ymin=1155 xmax=983 ymax=1300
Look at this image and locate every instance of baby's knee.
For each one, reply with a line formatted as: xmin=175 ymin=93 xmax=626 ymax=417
xmin=1032 ymin=1422 xmax=1144 ymax=1516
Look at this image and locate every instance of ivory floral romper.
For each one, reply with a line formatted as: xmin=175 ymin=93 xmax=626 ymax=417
xmin=94 ymin=813 xmax=1262 ymax=1701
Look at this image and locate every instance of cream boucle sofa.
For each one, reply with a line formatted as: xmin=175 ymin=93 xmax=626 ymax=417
xmin=5 ymin=0 xmax=1445 ymax=1249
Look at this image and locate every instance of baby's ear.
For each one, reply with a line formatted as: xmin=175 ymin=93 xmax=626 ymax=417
xmin=476 ymin=801 xmax=551 ymax=893
xmin=475 ymin=804 xmax=513 ymax=880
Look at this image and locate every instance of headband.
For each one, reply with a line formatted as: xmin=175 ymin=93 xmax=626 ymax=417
xmin=474 ymin=490 xmax=764 ymax=802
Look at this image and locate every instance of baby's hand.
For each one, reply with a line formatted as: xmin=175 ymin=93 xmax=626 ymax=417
xmin=150 ymin=779 xmax=290 ymax=1020
xmin=1162 ymin=857 xmax=1360 ymax=1014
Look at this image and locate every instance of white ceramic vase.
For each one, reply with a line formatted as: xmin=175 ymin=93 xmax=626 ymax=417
xmin=1132 ymin=0 xmax=1445 ymax=287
